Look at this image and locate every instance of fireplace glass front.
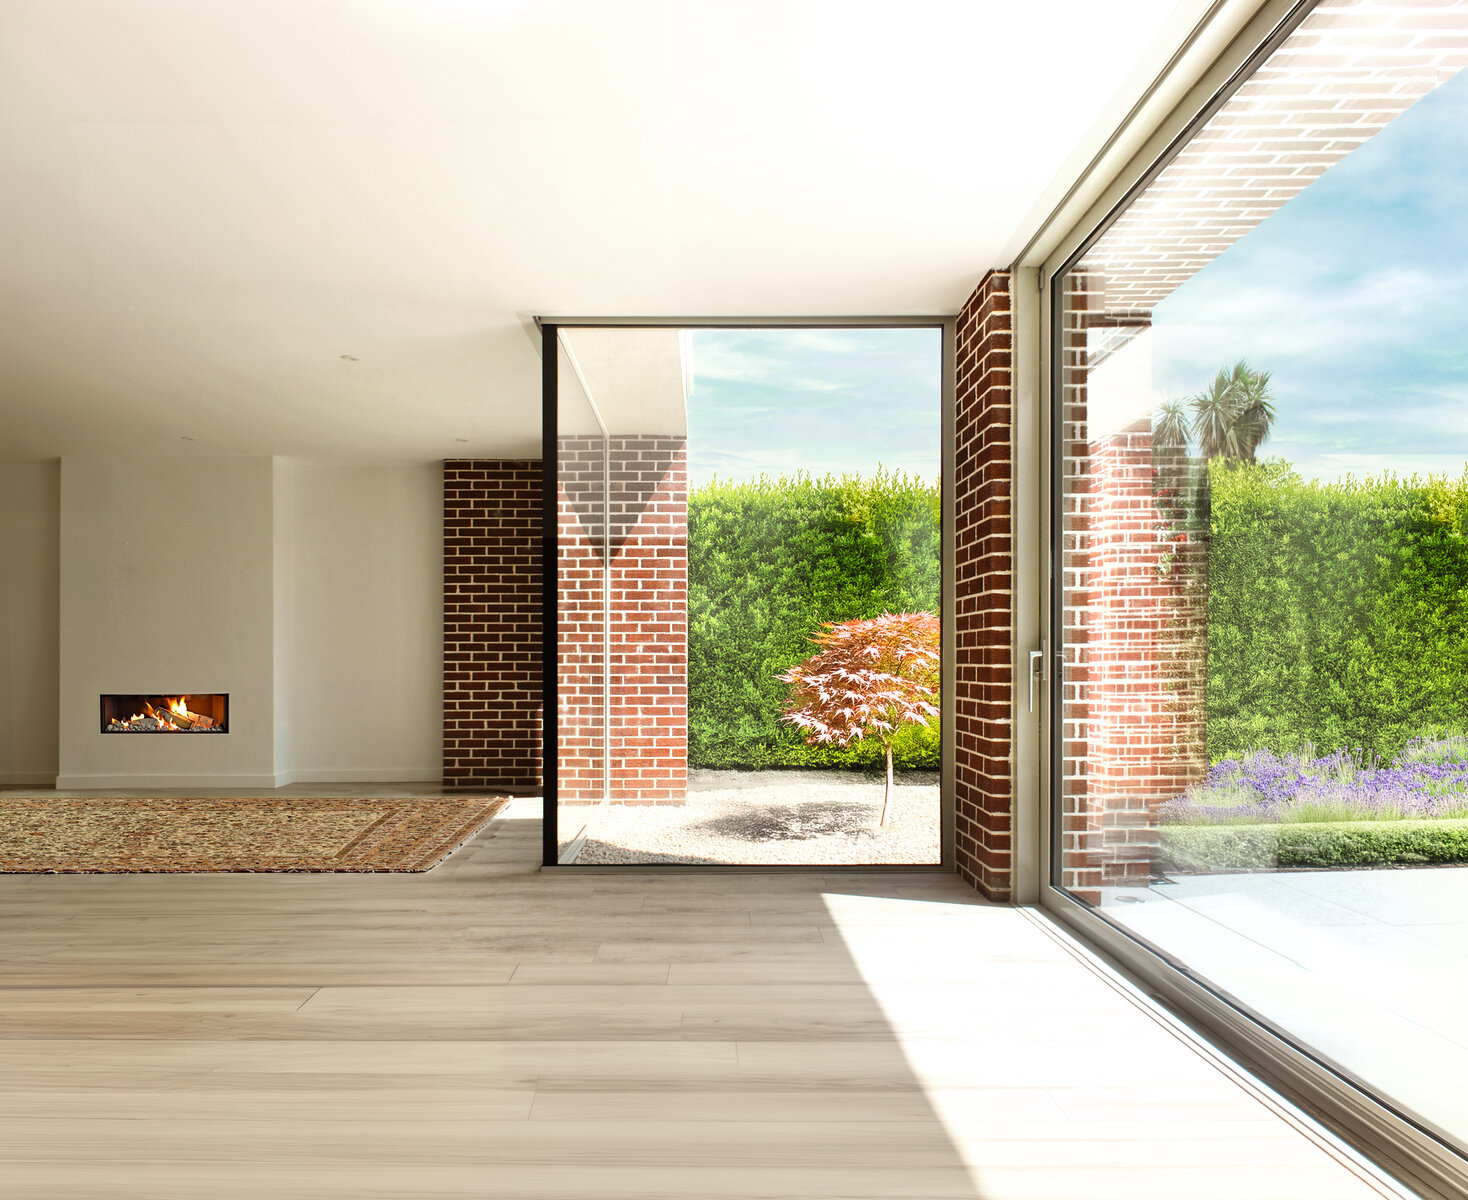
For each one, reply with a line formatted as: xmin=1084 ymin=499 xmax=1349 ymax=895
xmin=101 ymin=694 xmax=229 ymax=734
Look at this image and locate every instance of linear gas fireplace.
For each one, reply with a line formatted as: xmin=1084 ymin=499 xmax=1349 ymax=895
xmin=102 ymin=694 xmax=229 ymax=734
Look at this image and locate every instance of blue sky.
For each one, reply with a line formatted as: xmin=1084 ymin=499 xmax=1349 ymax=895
xmin=1151 ymin=67 xmax=1468 ymax=483
xmin=685 ymin=327 xmax=942 ymax=487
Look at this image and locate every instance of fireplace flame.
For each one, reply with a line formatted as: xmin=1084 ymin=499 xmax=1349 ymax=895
xmin=107 ymin=696 xmax=219 ymax=733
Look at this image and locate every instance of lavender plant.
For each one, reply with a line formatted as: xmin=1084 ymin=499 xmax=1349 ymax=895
xmin=1160 ymin=735 xmax=1468 ymax=826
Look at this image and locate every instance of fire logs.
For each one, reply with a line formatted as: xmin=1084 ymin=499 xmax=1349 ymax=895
xmin=105 ymin=697 xmax=225 ymax=733
xmin=155 ymin=707 xmax=196 ymax=730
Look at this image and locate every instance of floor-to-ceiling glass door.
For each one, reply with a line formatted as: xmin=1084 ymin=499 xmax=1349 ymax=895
xmin=545 ymin=320 xmax=946 ymax=868
xmin=1047 ymin=0 xmax=1468 ymax=1174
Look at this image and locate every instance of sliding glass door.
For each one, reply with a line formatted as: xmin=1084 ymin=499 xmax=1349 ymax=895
xmin=1050 ymin=0 xmax=1468 ymax=1162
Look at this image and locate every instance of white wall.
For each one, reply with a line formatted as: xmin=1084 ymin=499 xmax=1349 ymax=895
xmin=57 ymin=457 xmax=278 ymax=788
xmin=272 ymin=459 xmax=296 ymax=778
xmin=0 ymin=462 xmax=60 ymax=784
xmin=274 ymin=461 xmax=442 ymax=783
xmin=38 ymin=456 xmax=442 ymax=789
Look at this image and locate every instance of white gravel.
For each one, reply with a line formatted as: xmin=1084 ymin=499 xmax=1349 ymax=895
xmin=572 ymin=769 xmax=940 ymax=865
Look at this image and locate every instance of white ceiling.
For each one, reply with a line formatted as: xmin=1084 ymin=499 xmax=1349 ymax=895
xmin=0 ymin=0 xmax=1201 ymax=464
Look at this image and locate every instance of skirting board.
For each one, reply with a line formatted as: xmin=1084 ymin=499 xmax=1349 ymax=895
xmin=55 ymin=773 xmax=289 ymax=790
xmin=280 ymin=769 xmax=441 ymax=784
xmin=53 ymin=770 xmax=443 ymax=790
xmin=0 ymin=773 xmax=56 ymax=786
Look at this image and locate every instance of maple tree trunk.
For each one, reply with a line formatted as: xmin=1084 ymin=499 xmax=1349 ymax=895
xmin=879 ymin=742 xmax=893 ymax=826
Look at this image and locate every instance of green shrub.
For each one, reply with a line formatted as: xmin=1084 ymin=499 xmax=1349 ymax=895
xmin=1207 ymin=462 xmax=1468 ymax=761
xmin=1159 ymin=819 xmax=1468 ymax=873
xmin=687 ymin=470 xmax=941 ymax=769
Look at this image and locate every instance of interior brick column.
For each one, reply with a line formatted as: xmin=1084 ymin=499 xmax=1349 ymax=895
xmin=953 ymin=270 xmax=1015 ymax=901
xmin=442 ymin=460 xmax=543 ymax=790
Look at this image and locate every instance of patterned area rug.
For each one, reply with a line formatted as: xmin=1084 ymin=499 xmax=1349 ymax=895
xmin=0 ymin=797 xmax=508 ymax=873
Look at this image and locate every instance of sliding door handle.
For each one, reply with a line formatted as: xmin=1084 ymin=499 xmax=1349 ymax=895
xmin=1028 ymin=646 xmax=1046 ymax=713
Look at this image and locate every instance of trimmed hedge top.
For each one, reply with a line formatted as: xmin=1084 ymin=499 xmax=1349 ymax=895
xmin=1159 ymin=818 xmax=1468 ymax=872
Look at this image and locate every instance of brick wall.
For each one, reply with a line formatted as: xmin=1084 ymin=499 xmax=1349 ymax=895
xmin=557 ymin=435 xmax=688 ymax=804
xmin=1057 ymin=274 xmax=1102 ymax=898
xmin=953 ymin=270 xmax=1015 ymax=901
xmin=442 ymin=460 xmax=543 ymax=790
xmin=556 ymin=438 xmax=606 ymax=799
xmin=1083 ymin=424 xmax=1207 ymax=893
xmin=1057 ymin=277 xmax=1208 ymax=900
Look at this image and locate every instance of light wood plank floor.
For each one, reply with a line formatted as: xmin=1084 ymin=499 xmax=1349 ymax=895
xmin=0 ymin=799 xmax=1415 ymax=1199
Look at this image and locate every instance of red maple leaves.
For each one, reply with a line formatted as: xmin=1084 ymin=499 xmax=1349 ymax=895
xmin=778 ymin=612 xmax=940 ymax=824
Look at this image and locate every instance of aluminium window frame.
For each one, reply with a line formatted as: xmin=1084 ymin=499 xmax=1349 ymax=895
xmin=1018 ymin=0 xmax=1468 ymax=1194
xmin=539 ymin=315 xmax=957 ymax=874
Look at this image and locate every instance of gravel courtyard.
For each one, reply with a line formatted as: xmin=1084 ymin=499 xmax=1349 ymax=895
xmin=574 ymin=769 xmax=940 ymax=865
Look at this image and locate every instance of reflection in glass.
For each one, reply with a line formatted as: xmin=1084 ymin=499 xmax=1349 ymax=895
xmin=550 ymin=325 xmax=943 ymax=866
xmin=1054 ymin=4 xmax=1468 ymax=1152
xmin=556 ymin=331 xmax=608 ymax=858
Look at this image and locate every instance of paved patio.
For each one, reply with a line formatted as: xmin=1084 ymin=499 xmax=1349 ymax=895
xmin=1102 ymin=866 xmax=1468 ymax=1146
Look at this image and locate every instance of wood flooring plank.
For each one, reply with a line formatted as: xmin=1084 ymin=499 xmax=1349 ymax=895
xmin=0 ymin=813 xmax=1412 ymax=1200
xmin=525 ymin=1087 xmax=1070 ymax=1124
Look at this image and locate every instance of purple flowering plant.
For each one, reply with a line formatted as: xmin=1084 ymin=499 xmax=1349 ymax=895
xmin=1160 ymin=734 xmax=1468 ymax=826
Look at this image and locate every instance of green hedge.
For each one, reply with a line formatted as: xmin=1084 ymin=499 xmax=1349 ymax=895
xmin=1159 ymin=819 xmax=1468 ymax=873
xmin=1207 ymin=463 xmax=1468 ymax=761
xmin=684 ymin=462 xmax=1468 ymax=773
xmin=687 ymin=471 xmax=940 ymax=769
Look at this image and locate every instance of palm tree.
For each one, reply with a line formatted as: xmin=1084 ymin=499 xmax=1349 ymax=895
xmin=1187 ymin=359 xmax=1276 ymax=465
xmin=1152 ymin=398 xmax=1190 ymax=453
xmin=1190 ymin=368 xmax=1244 ymax=462
xmin=1229 ymin=361 xmax=1276 ymax=464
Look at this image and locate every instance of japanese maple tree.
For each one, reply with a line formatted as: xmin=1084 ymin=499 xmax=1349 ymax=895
xmin=777 ymin=611 xmax=940 ymax=825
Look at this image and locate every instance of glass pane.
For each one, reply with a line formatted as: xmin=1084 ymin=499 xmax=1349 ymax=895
xmin=556 ymin=330 xmax=607 ymax=857
xmin=552 ymin=325 xmax=943 ymax=866
xmin=1053 ymin=3 xmax=1468 ymax=1151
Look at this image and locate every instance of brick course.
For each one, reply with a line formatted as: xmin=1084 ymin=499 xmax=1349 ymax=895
xmin=1057 ymin=279 xmax=1209 ymax=902
xmin=442 ymin=460 xmax=543 ymax=790
xmin=953 ymin=270 xmax=1015 ymax=901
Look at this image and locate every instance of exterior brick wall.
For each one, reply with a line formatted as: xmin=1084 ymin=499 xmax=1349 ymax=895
xmin=1082 ymin=424 xmax=1207 ymax=893
xmin=442 ymin=460 xmax=543 ymax=790
xmin=556 ymin=438 xmax=606 ymax=800
xmin=953 ymin=270 xmax=1015 ymax=901
xmin=609 ymin=437 xmax=688 ymax=801
xmin=557 ymin=435 xmax=688 ymax=804
xmin=1057 ymin=277 xmax=1208 ymax=901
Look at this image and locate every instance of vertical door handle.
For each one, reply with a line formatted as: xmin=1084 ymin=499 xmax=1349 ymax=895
xmin=1028 ymin=644 xmax=1048 ymax=713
